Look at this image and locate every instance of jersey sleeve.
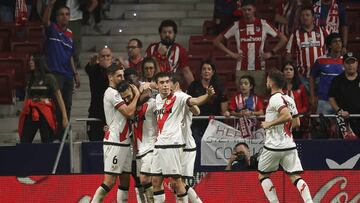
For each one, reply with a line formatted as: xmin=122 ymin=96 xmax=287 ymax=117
xmin=286 ymin=33 xmax=296 ymax=54
xmin=178 ymin=92 xmax=192 ymax=107
xmin=109 ymin=89 xmax=125 ymax=109
xmin=263 ymin=20 xmax=279 ymax=37
xmin=222 ymin=23 xmax=237 ymax=39
xmin=288 ymin=97 xmax=299 ymax=117
xmin=271 ymin=94 xmax=288 ymax=113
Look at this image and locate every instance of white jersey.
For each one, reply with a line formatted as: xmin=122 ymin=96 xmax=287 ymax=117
xmin=264 ymin=92 xmax=298 ymax=150
xmin=103 ymin=87 xmax=130 ymax=144
xmin=182 ymin=100 xmax=196 ymax=150
xmin=133 ymin=98 xmax=157 ymax=156
xmin=154 ymin=91 xmax=191 ymax=147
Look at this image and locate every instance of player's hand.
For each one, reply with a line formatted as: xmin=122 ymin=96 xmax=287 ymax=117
xmin=259 ymin=52 xmax=272 ymax=61
xmin=130 ymin=84 xmax=140 ymax=98
xmin=158 ymin=43 xmax=168 ymax=56
xmin=103 ymin=125 xmax=109 ymax=132
xmin=261 ymin=121 xmax=271 ymax=129
xmin=89 ymin=54 xmax=98 ymax=66
xmin=230 ymin=51 xmax=243 ymax=61
xmin=207 ymin=85 xmax=215 ymax=96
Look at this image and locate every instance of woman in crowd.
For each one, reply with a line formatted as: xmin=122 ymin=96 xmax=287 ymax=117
xmin=187 ymin=59 xmax=228 ymax=139
xmin=140 ymin=57 xmax=160 ymax=82
xmin=18 ymin=54 xmax=68 ymax=143
xmin=282 ymin=60 xmax=310 ymax=138
xmin=224 ymin=75 xmax=264 ymax=138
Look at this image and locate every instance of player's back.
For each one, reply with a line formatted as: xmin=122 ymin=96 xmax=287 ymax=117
xmin=264 ymin=92 xmax=298 ymax=150
xmin=103 ymin=87 xmax=130 ymax=144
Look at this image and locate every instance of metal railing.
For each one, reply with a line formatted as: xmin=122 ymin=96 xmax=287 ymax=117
xmin=52 ymin=124 xmax=74 ymax=174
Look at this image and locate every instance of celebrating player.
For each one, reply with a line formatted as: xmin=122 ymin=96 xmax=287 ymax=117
xmin=170 ymin=74 xmax=203 ymax=203
xmin=151 ymin=72 xmax=214 ymax=203
xmin=91 ymin=65 xmax=140 ymax=203
xmin=258 ymin=69 xmax=313 ymax=203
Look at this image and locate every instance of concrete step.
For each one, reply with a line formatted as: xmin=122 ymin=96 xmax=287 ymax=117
xmin=181 ymin=18 xmax=211 ymax=26
xmin=108 ymin=3 xmax=195 ymax=19
xmin=195 ymin=2 xmax=214 ymax=10
xmin=139 ymin=0 xmax=202 ymax=3
xmin=82 ymin=35 xmax=191 ymax=51
xmin=187 ymin=10 xmax=213 ymax=18
xmin=124 ymin=10 xmax=187 ymax=19
xmin=109 ymin=25 xmax=202 ymax=35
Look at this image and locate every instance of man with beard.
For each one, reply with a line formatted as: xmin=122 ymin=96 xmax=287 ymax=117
xmin=91 ymin=65 xmax=140 ymax=203
xmin=85 ymin=47 xmax=116 ymax=140
xmin=258 ymin=69 xmax=313 ymax=203
xmin=146 ymin=19 xmax=194 ymax=86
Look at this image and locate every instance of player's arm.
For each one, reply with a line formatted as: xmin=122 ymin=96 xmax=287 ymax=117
xmin=261 ymin=107 xmax=292 ymax=129
xmin=188 ymin=86 xmax=215 ymax=106
xmin=42 ymin=0 xmax=55 ymax=27
xmin=189 ymin=105 xmax=200 ymax=116
xmin=117 ymin=85 xmax=140 ymax=118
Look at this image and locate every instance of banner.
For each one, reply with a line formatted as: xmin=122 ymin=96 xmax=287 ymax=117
xmin=201 ymin=119 xmax=265 ymax=166
xmin=0 ymin=171 xmax=359 ymax=202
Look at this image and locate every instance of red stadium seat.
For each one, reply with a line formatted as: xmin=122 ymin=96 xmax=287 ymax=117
xmin=347 ymin=38 xmax=360 ymax=55
xmin=0 ymin=69 xmax=15 ymax=104
xmin=188 ymin=53 xmax=210 ymax=80
xmin=212 ymin=54 xmax=237 ymax=71
xmin=0 ymin=24 xmax=16 ymax=51
xmin=0 ymin=52 xmax=29 ymax=88
xmin=346 ymin=5 xmax=360 ymax=38
xmin=11 ymin=41 xmax=43 ymax=54
xmin=189 ymin=35 xmax=217 ymax=54
xmin=25 ymin=25 xmax=46 ymax=41
xmin=202 ymin=20 xmax=217 ymax=35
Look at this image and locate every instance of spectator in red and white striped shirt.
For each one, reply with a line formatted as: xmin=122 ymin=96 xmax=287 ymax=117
xmin=213 ymin=0 xmax=287 ymax=96
xmin=285 ymin=5 xmax=328 ymax=91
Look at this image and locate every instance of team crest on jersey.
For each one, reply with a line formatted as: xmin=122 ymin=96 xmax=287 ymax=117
xmin=255 ymin=26 xmax=261 ymax=32
xmin=166 ymin=99 xmax=171 ymax=105
xmin=316 ymin=32 xmax=321 ymax=39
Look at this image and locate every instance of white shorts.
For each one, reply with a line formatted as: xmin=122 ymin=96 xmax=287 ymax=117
xmin=258 ymin=147 xmax=303 ymax=174
xmin=136 ymin=150 xmax=154 ymax=176
xmin=181 ymin=149 xmax=196 ymax=178
xmin=151 ymin=147 xmax=183 ymax=177
xmin=103 ymin=142 xmax=132 ymax=175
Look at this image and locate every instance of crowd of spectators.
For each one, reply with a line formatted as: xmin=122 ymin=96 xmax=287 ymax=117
xmin=0 ymin=0 xmax=359 ymax=143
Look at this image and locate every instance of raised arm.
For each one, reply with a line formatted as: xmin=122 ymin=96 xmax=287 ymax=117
xmin=188 ymin=86 xmax=215 ymax=106
xmin=42 ymin=0 xmax=56 ymax=27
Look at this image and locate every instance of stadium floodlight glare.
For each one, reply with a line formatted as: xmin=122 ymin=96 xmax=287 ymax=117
xmin=133 ymin=12 xmax=137 ymax=17
xmin=119 ymin=28 xmax=123 ymax=33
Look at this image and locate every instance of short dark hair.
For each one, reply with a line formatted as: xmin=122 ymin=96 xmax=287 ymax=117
xmin=56 ymin=5 xmax=70 ymax=16
xmin=154 ymin=72 xmax=171 ymax=83
xmin=300 ymin=5 xmax=315 ymax=16
xmin=117 ymin=81 xmax=130 ymax=93
xmin=124 ymin=68 xmax=139 ymax=80
xmin=129 ymin=38 xmax=142 ymax=48
xmin=241 ymin=0 xmax=256 ymax=7
xmin=158 ymin=19 xmax=177 ymax=34
xmin=325 ymin=32 xmax=342 ymax=47
xmin=234 ymin=142 xmax=249 ymax=149
xmin=106 ymin=63 xmax=122 ymax=75
xmin=268 ymin=69 xmax=286 ymax=89
xmin=170 ymin=73 xmax=183 ymax=87
xmin=239 ymin=75 xmax=256 ymax=93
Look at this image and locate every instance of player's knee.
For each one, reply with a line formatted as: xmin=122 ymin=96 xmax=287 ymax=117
xmin=140 ymin=175 xmax=151 ymax=186
xmin=288 ymin=174 xmax=301 ymax=184
xmin=258 ymin=173 xmax=269 ymax=181
xmin=151 ymin=176 xmax=162 ymax=187
xmin=103 ymin=176 xmax=117 ymax=189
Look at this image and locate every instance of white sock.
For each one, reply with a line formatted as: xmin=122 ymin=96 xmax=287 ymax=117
xmin=117 ymin=186 xmax=129 ymax=203
xmin=144 ymin=183 xmax=154 ymax=203
xmin=187 ymin=186 xmax=202 ymax=203
xmin=295 ymin=178 xmax=313 ymax=203
xmin=260 ymin=178 xmax=279 ymax=203
xmin=91 ymin=183 xmax=110 ymax=203
xmin=176 ymin=193 xmax=188 ymax=203
xmin=153 ymin=190 xmax=165 ymax=203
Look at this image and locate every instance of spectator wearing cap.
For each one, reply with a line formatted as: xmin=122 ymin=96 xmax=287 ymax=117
xmin=329 ymin=52 xmax=360 ymax=137
xmin=309 ymin=33 xmax=344 ymax=114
